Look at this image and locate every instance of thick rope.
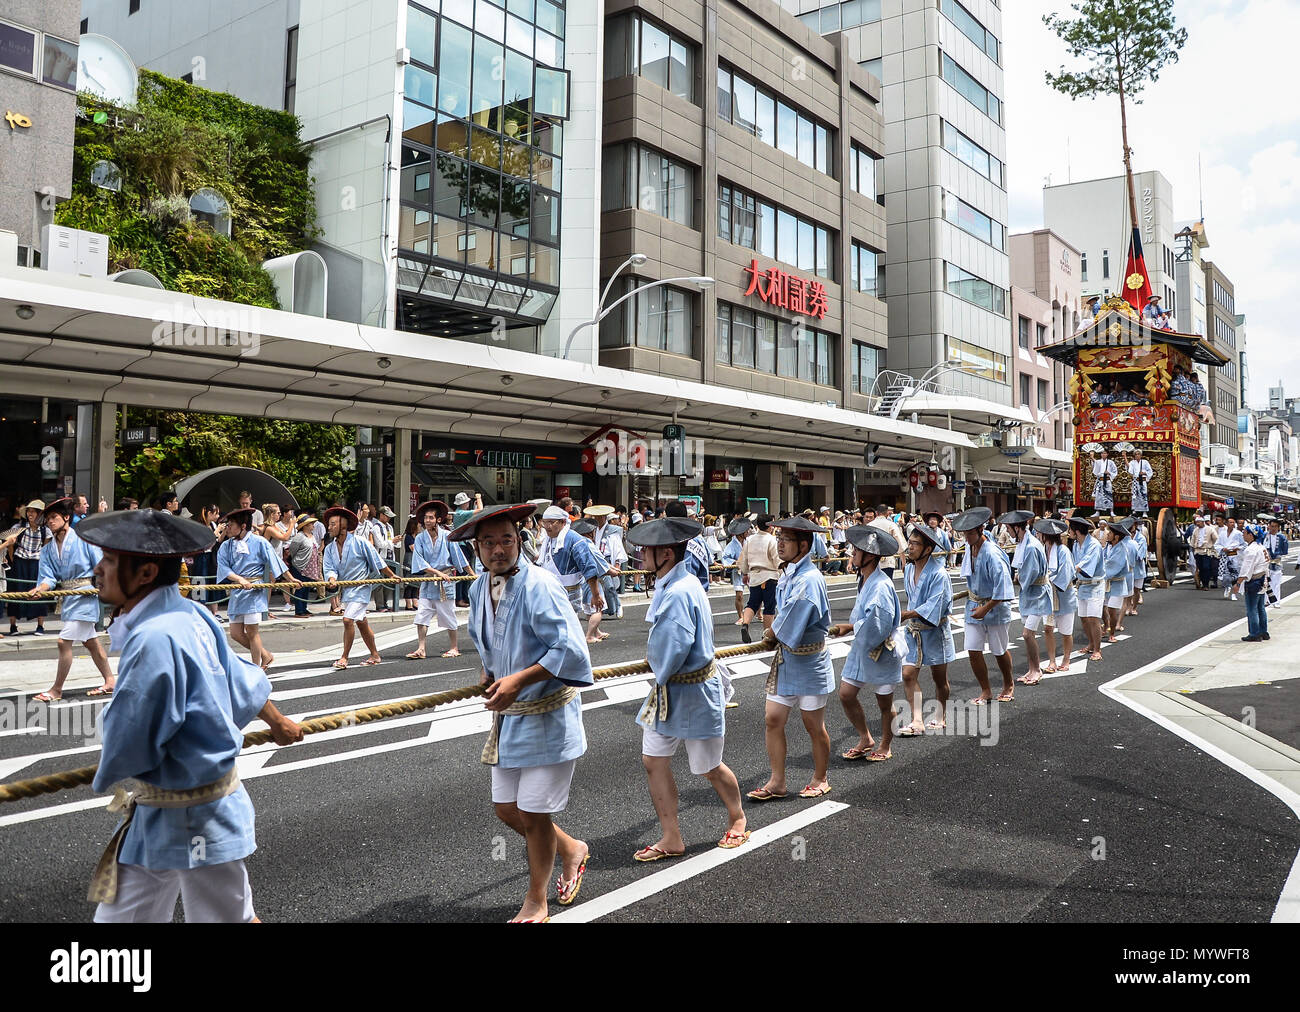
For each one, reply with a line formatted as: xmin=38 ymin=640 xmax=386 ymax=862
xmin=0 ymin=639 xmax=787 ymax=804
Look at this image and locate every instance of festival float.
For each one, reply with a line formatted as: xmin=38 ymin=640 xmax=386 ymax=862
xmin=1037 ymin=294 xmax=1229 ymax=583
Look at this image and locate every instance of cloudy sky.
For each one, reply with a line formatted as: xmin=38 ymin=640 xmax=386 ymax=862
xmin=1003 ymin=0 xmax=1295 ymax=411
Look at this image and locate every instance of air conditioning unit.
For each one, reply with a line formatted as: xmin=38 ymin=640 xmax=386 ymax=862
xmin=40 ymin=225 xmax=109 ymax=279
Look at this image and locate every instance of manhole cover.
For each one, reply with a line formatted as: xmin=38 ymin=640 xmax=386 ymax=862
xmin=1158 ymin=665 xmax=1194 ymax=674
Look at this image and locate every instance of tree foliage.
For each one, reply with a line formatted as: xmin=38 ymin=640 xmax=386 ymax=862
xmin=54 ymin=69 xmax=321 ymax=306
xmin=1043 ymin=0 xmax=1188 ymax=101
xmin=116 ymin=409 xmax=360 ymax=511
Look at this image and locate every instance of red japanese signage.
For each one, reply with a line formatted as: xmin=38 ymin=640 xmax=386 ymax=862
xmin=742 ymin=260 xmax=829 ymax=320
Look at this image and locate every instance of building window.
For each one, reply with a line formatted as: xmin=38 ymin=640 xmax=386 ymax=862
xmin=1018 ymin=316 xmax=1029 ymax=349
xmin=944 ymin=193 xmax=1005 ymax=250
xmin=717 ymin=63 xmax=835 ymax=178
xmin=718 ymin=181 xmax=834 ymax=279
xmin=851 ymin=341 xmax=884 ymax=395
xmin=947 ymin=335 xmax=1007 ymax=383
xmin=284 ymin=26 xmax=298 ymax=112
xmin=941 ymin=121 xmax=1003 ymax=188
xmin=1019 ymin=373 xmax=1031 ymax=407
xmin=717 ymin=303 xmax=837 ymax=385
xmin=849 ymin=142 xmax=882 ymax=202
xmin=603 ymin=143 xmax=695 ymax=227
xmin=91 ymin=160 xmax=123 ymax=192
xmin=859 ymin=57 xmax=883 ymax=81
xmin=130 ymin=0 xmax=141 ymax=15
xmin=600 ymin=279 xmax=695 ymax=356
xmin=0 ymin=20 xmax=38 ymax=77
xmin=181 ymin=71 xmax=193 ymax=84
xmin=80 ymin=17 xmax=88 ymax=34
xmin=1036 ymin=323 xmax=1047 ymax=346
xmin=1102 ymin=249 xmax=1110 ymax=279
xmin=940 ymin=0 xmax=1000 ymax=63
xmin=605 ymin=13 xmax=696 ymax=102
xmin=944 ymin=262 xmax=1007 ymax=316
xmin=1080 ymin=251 xmax=1088 ymax=281
xmin=1038 ymin=378 xmax=1049 ymax=412
xmin=850 ymin=241 xmax=879 ymax=296
xmin=941 ymin=53 xmax=1000 ymax=124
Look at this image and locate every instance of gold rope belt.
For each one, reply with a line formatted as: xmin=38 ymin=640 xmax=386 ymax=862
xmin=765 ymin=640 xmax=826 ymax=694
xmin=905 ymin=616 xmax=949 ymax=667
xmin=59 ymin=577 xmax=94 ymax=590
xmin=637 ymin=661 xmax=717 ymax=726
xmin=867 ymin=635 xmax=897 ymax=664
xmin=88 ymin=767 xmax=241 ymax=905
xmin=480 ymin=684 xmax=580 ymax=766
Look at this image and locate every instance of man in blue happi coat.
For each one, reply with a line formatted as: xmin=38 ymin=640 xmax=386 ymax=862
xmin=453 ymin=503 xmax=593 ymax=923
xmin=626 ymin=516 xmax=748 ymax=861
xmin=79 ymin=508 xmax=301 ymax=922
xmin=322 ymin=506 xmax=397 ymax=669
xmin=406 ymin=500 xmax=466 ymax=659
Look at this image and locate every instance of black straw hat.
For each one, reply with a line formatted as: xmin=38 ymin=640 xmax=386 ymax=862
xmin=726 ymin=518 xmax=752 ymax=538
xmin=909 ymin=523 xmax=946 ymax=551
xmin=625 ymin=517 xmax=703 ymax=547
xmin=951 ymin=507 xmax=993 ymax=532
xmin=448 ymin=503 xmax=537 ymax=542
xmin=769 ymin=515 xmax=823 ymax=534
xmin=997 ymin=510 xmax=1035 ymax=526
xmin=846 ymin=524 xmax=898 ymax=557
xmin=1033 ymin=518 xmax=1068 ymax=536
xmin=76 ymin=508 xmax=216 ymax=558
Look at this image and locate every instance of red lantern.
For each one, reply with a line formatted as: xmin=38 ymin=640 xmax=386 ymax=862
xmin=580 ymin=447 xmax=596 ymax=473
xmin=927 ymin=467 xmax=939 ymax=487
xmin=909 ymin=470 xmax=920 ymax=489
xmin=1058 ymin=478 xmax=1070 ymax=497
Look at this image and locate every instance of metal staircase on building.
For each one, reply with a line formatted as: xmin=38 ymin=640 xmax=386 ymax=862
xmin=411 ymin=462 xmax=495 ymax=503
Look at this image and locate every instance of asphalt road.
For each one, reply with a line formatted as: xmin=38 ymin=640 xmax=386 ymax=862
xmin=1 ymin=566 xmax=1296 ymax=923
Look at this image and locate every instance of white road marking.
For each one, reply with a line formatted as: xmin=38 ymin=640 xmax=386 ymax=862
xmin=550 ymin=800 xmax=850 ymax=923
xmin=1099 ymin=608 xmax=1300 ymax=924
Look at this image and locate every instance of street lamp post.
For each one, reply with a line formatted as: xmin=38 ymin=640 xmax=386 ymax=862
xmin=562 ymin=273 xmax=716 ymax=360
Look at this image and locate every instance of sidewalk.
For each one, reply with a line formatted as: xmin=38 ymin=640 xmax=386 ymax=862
xmin=1104 ymin=593 xmax=1300 ymax=811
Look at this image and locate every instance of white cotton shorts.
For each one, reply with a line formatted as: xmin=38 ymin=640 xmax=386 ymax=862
xmin=641 ymin=727 xmax=725 ymax=775
xmin=1134 ymin=573 xmax=1145 ymax=590
xmin=1022 ymin=614 xmax=1050 ymax=633
xmin=94 ymin=860 xmax=255 ymax=923
xmin=1077 ymin=596 xmax=1103 ymax=619
xmin=228 ymin=613 xmax=261 ymax=627
xmin=1106 ymin=591 xmax=1127 ymax=610
xmin=58 ymin=620 xmax=98 ymax=643
xmin=964 ymin=622 xmax=1009 ymax=656
xmin=490 ymin=758 xmax=578 ymax=814
xmin=1052 ymin=611 xmax=1076 ymax=636
xmin=341 ymin=600 xmax=370 ymax=621
xmin=841 ymin=677 xmax=899 ymax=696
xmin=414 ymin=598 xmax=458 ymax=631
xmin=765 ymin=692 xmax=831 ymax=712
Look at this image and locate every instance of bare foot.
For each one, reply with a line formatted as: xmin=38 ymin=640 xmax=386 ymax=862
xmin=260 ymin=651 xmax=275 ymax=670
xmin=508 ymin=899 xmax=549 ymax=923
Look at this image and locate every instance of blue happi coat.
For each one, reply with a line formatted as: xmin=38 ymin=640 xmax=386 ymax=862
xmin=93 ymin=584 xmax=271 ymax=869
xmin=638 ymin=561 xmax=725 ymax=740
xmin=1073 ymin=536 xmax=1104 ymax=604
xmin=964 ymin=538 xmax=1014 ymax=626
xmin=1046 ymin=542 xmax=1077 ymax=615
xmin=467 ymin=556 xmax=592 ymax=768
xmin=322 ymin=532 xmax=387 ymax=606
xmin=770 ymin=553 xmax=834 ymax=696
xmin=685 ymin=534 xmax=711 ymax=589
xmin=840 ymin=565 xmax=902 ymax=688
xmin=901 ymin=555 xmax=955 ymax=667
xmin=411 ymin=528 xmax=466 ymax=602
xmin=216 ymin=533 xmax=287 ymax=618
xmin=539 ymin=526 xmax=606 ymax=589
xmin=37 ymin=528 xmax=101 ymax=625
xmin=1103 ymin=540 xmax=1132 ymax=597
xmin=1132 ymin=531 xmax=1148 ymax=583
xmin=1016 ymin=535 xmax=1053 ymax=618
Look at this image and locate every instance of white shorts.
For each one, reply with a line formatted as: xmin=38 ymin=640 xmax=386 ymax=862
xmin=964 ymin=622 xmax=1009 ymax=656
xmin=1077 ymin=596 xmax=1103 ymax=619
xmin=490 ymin=758 xmax=577 ymax=814
xmin=1106 ymin=592 xmax=1126 ymax=610
xmin=94 ymin=860 xmax=254 ymax=923
xmin=58 ymin=620 xmax=98 ymax=643
xmin=341 ymin=600 xmax=370 ymax=621
xmin=1134 ymin=575 xmax=1145 ymax=590
xmin=1052 ymin=611 xmax=1076 ymax=636
xmin=228 ymin=613 xmax=261 ymax=627
xmin=765 ymin=692 xmax=831 ymax=712
xmin=641 ymin=727 xmax=725 ymax=775
xmin=414 ymin=598 xmax=458 ymax=631
xmin=1022 ymin=614 xmax=1049 ymax=633
xmin=841 ymin=677 xmax=898 ymax=696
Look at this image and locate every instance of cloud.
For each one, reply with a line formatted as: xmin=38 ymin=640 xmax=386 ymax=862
xmin=1003 ymin=0 xmax=1299 ymax=409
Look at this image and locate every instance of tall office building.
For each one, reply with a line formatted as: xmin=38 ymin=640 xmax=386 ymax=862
xmin=783 ymin=0 xmax=1011 ymax=403
xmin=1044 ymin=170 xmax=1179 ymax=325
xmin=1203 ymin=260 xmax=1239 ymax=454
